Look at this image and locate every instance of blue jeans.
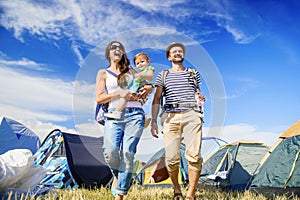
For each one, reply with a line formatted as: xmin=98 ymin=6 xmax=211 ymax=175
xmin=103 ymin=107 xmax=145 ymax=195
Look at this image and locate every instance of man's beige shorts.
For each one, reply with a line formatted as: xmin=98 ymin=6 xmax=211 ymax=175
xmin=162 ymin=109 xmax=203 ymax=172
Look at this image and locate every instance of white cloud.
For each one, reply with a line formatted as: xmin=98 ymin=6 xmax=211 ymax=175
xmin=203 ymin=123 xmax=282 ymax=147
xmin=204 ymin=1 xmax=262 ymax=44
xmin=0 ymin=57 xmax=50 ymax=71
xmin=0 ymin=65 xmax=87 ymax=141
xmin=20 ymin=119 xmax=78 ymax=142
xmin=0 ymin=0 xmax=72 ymax=41
xmin=75 ymin=121 xmax=104 ymax=138
xmin=224 ymin=77 xmax=262 ymax=99
xmin=71 ymin=43 xmax=84 ymax=65
xmin=0 ymin=63 xmax=102 ymax=139
xmin=124 ymin=0 xmax=186 ymax=12
xmin=73 ymin=80 xmax=95 ymax=114
xmin=0 ymin=104 xmax=69 ymax=122
xmin=71 ymin=1 xmax=177 ymax=45
xmin=0 ymin=66 xmax=75 ymax=126
xmin=222 ymin=24 xmax=261 ymax=44
xmin=0 ymin=0 xmax=173 ymax=45
xmin=0 ymin=0 xmax=261 ymax=53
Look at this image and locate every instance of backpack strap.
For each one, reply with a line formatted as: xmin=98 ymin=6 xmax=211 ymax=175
xmin=187 ymin=68 xmax=204 ymax=114
xmin=160 ymin=69 xmax=169 ymax=107
xmin=95 ymin=69 xmax=118 ymax=125
xmin=105 ymin=69 xmax=118 ymax=78
xmin=187 ymin=68 xmax=199 ymax=91
xmin=161 ymin=69 xmax=169 ymax=95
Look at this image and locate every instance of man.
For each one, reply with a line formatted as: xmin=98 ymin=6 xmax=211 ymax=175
xmin=151 ymin=42 xmax=204 ymax=200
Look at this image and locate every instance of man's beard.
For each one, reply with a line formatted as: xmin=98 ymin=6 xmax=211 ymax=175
xmin=173 ymin=57 xmax=184 ymax=64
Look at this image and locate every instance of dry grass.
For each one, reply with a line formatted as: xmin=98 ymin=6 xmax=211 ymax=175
xmin=4 ymin=186 xmax=300 ymax=200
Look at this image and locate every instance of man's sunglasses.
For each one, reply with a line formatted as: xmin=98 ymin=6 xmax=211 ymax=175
xmin=110 ymin=45 xmax=124 ymax=51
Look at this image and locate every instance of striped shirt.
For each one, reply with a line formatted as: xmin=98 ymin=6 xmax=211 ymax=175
xmin=155 ymin=68 xmax=201 ymax=112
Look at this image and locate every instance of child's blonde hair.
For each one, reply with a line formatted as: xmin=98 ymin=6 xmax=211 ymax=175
xmin=133 ymin=52 xmax=150 ymax=64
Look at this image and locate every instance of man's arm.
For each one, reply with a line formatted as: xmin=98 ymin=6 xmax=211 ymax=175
xmin=151 ymin=86 xmax=163 ymax=138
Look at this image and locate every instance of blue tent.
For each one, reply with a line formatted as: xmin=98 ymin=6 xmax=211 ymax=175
xmin=0 ymin=117 xmax=41 ymax=155
xmin=34 ymin=129 xmax=113 ymax=189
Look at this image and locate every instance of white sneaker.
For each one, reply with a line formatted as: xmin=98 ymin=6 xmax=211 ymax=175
xmin=104 ymin=111 xmax=122 ymax=120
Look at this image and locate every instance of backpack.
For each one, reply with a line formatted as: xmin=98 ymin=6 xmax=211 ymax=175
xmin=95 ymin=103 xmax=109 ymax=125
xmin=95 ymin=69 xmax=118 ymax=125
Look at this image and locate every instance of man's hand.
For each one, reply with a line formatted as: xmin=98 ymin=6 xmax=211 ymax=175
xmin=199 ymin=93 xmax=206 ymax=102
xmin=151 ymin=121 xmax=159 ymax=138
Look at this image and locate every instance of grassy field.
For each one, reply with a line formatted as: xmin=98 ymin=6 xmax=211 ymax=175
xmin=5 ymin=186 xmax=300 ymax=200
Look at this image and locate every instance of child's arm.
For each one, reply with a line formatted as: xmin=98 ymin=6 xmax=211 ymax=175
xmin=134 ymin=69 xmax=154 ymax=82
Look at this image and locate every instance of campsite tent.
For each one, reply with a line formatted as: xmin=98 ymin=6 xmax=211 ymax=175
xmin=134 ymin=137 xmax=227 ymax=187
xmin=199 ymin=140 xmax=270 ymax=191
xmin=0 ymin=117 xmax=41 ymax=155
xmin=250 ymin=120 xmax=300 ymax=197
xmin=34 ymin=129 xmax=113 ymax=189
xmin=134 ymin=144 xmax=187 ymax=187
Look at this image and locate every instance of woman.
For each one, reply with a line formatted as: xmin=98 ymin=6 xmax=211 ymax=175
xmin=95 ymin=41 xmax=152 ymax=200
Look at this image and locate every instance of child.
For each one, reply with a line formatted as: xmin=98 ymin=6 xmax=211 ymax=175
xmin=105 ymin=52 xmax=154 ymax=127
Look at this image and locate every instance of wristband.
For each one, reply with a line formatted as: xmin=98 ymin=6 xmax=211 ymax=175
xmin=146 ymin=84 xmax=155 ymax=88
xmin=151 ymin=119 xmax=157 ymax=124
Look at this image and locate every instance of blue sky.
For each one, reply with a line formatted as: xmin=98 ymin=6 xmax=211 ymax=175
xmin=0 ymin=0 xmax=299 ymax=158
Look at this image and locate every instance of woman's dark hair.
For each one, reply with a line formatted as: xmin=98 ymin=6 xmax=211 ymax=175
xmin=105 ymin=41 xmax=130 ymax=80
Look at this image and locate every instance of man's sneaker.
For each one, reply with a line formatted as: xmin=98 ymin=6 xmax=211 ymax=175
xmin=104 ymin=111 xmax=122 ymax=120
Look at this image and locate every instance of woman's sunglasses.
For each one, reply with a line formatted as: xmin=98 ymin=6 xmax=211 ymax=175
xmin=110 ymin=45 xmax=124 ymax=51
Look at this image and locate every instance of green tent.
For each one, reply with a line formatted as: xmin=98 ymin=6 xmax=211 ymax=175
xmin=199 ymin=140 xmax=270 ymax=191
xmin=250 ymin=120 xmax=300 ymax=197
